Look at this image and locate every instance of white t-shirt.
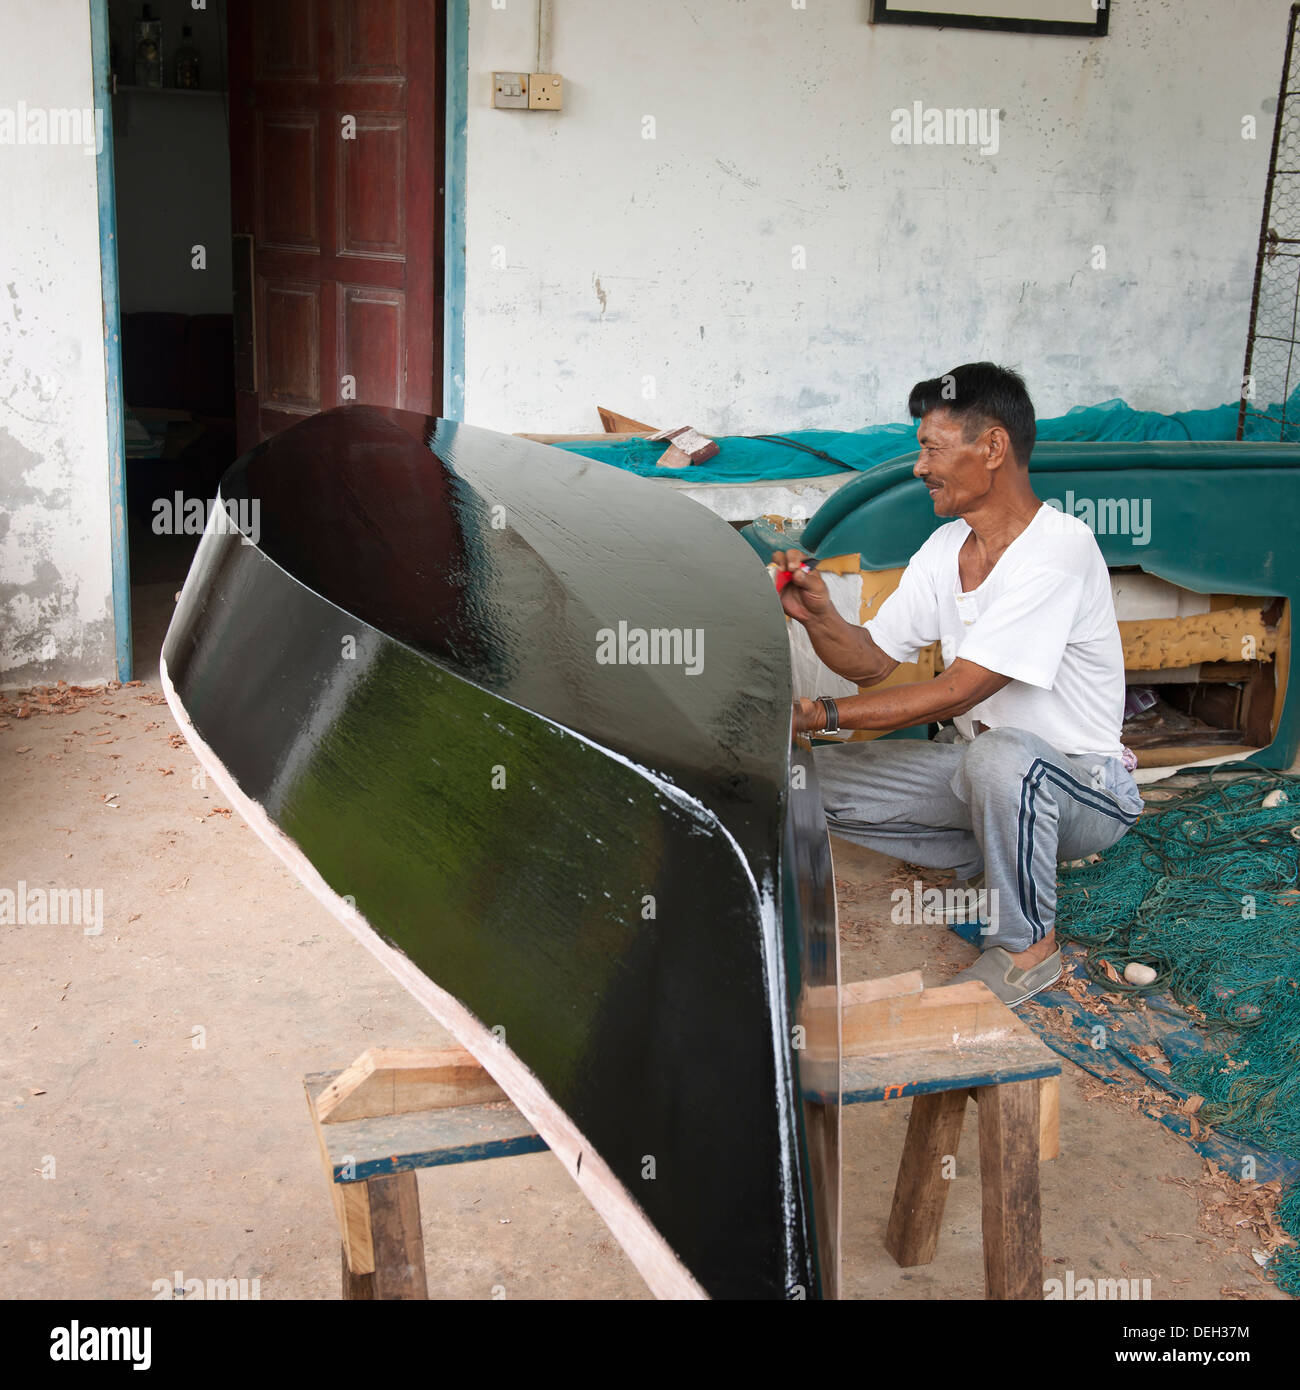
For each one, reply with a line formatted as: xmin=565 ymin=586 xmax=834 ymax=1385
xmin=864 ymin=504 xmax=1125 ymax=759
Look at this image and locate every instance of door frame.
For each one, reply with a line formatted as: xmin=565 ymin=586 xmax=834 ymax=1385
xmin=444 ymin=0 xmax=468 ymax=422
xmin=93 ymin=0 xmax=470 ymax=681
xmin=90 ymin=0 xmax=132 ymax=682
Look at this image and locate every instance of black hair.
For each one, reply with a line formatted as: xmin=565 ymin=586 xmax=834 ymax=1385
xmin=907 ymin=362 xmax=1036 ymax=465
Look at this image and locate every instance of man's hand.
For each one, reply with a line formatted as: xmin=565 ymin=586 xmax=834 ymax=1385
xmin=772 ymin=549 xmax=832 ymax=624
xmin=772 ymin=549 xmax=898 ymax=687
xmin=792 ymin=696 xmax=825 ymax=735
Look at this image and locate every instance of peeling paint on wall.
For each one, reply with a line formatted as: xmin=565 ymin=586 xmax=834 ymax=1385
xmin=0 ymin=5 xmax=115 ymax=688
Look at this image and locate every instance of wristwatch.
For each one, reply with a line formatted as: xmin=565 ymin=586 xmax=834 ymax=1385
xmin=816 ymin=695 xmax=840 ymax=734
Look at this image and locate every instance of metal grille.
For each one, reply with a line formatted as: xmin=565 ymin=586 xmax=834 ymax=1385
xmin=1239 ymin=4 xmax=1300 ymax=439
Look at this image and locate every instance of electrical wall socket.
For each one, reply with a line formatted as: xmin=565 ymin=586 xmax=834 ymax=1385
xmin=528 ymin=73 xmax=563 ymax=111
xmin=492 ymin=72 xmax=529 ymax=109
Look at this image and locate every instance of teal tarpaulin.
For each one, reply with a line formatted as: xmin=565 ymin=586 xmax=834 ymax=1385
xmin=550 ymin=397 xmax=1281 ymax=485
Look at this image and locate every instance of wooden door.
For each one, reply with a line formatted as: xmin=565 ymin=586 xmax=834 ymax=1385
xmin=228 ymin=1 xmax=443 ymax=450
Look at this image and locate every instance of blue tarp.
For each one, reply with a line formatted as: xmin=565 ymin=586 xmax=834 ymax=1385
xmin=949 ymin=921 xmax=1300 ymax=1187
xmin=551 ymin=397 xmax=1280 ymax=485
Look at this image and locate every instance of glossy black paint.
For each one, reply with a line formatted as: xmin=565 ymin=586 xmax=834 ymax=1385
xmin=163 ymin=406 xmax=839 ymax=1298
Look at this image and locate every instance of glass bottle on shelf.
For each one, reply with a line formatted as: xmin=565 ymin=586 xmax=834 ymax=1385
xmin=175 ymin=25 xmax=200 ymax=91
xmin=133 ymin=5 xmax=162 ymax=89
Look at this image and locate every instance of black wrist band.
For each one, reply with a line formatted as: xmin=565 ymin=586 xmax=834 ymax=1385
xmin=817 ymin=696 xmax=840 ymax=734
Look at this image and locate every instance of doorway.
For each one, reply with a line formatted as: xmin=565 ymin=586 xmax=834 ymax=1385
xmin=96 ymin=0 xmax=449 ymax=678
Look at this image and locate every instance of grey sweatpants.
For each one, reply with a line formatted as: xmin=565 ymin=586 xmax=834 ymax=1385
xmin=812 ymin=726 xmax=1145 ymax=954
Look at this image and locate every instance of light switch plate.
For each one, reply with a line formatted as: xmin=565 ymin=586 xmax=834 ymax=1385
xmin=492 ymin=72 xmax=529 ymax=109
xmin=528 ymin=73 xmax=563 ymax=111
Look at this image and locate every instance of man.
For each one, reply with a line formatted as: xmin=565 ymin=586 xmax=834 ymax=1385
xmin=776 ymin=362 xmax=1143 ymax=1006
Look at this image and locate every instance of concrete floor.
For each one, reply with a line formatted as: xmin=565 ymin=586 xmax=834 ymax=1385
xmin=0 ymin=571 xmax=1287 ymax=1301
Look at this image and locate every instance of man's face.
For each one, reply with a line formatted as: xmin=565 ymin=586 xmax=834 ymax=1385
xmin=913 ymin=409 xmax=995 ymax=516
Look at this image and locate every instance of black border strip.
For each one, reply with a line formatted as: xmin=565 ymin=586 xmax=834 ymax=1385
xmin=872 ymin=0 xmax=1110 ymax=37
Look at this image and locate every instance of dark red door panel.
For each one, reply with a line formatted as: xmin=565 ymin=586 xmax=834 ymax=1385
xmin=229 ymin=0 xmax=442 ymax=449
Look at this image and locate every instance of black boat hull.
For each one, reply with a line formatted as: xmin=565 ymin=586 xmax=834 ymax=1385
xmin=162 ymin=406 xmax=840 ymax=1298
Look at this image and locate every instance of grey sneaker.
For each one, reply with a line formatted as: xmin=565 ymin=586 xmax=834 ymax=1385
xmin=938 ymin=947 xmax=1062 ymax=1007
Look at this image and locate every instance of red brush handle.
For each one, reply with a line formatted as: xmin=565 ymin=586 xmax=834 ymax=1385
xmin=774 ymin=560 xmax=813 ymax=593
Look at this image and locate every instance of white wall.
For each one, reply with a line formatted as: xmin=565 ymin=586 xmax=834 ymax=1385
xmin=0 ymin=4 xmax=116 ymax=687
xmin=463 ymin=0 xmax=1288 ymax=434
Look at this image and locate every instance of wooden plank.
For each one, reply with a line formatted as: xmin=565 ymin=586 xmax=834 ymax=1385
xmin=341 ymin=1243 xmax=371 ymax=1300
xmin=514 ymin=431 xmax=650 ymax=443
xmin=1133 ymin=742 xmax=1259 ymax=768
xmin=1198 ymin=661 xmax=1258 ymax=679
xmin=306 ymin=1084 xmax=375 ymax=1275
xmin=804 ymin=972 xmax=921 ymax=1031
xmin=969 ymin=1075 xmax=1062 ymax=1163
xmin=840 ymin=971 xmax=924 ymax=1007
xmin=1271 ymin=599 xmax=1291 ymax=741
xmin=976 ymin=1079 xmax=1043 ymax=1300
xmin=842 ymin=980 xmax=1021 ymax=1057
xmin=341 ymin=1172 xmax=428 ymax=1300
xmin=312 ymin=1099 xmax=550 ymax=1182
xmin=597 ymin=406 xmax=657 ymax=433
xmin=312 ymin=1046 xmax=507 ymax=1123
xmin=1125 ymin=727 xmax=1245 ymax=750
xmin=1038 ymin=1076 xmax=1060 ymax=1163
xmin=1242 ymin=631 xmax=1279 ymax=748
xmin=884 ymin=1089 xmax=968 ymax=1267
xmin=842 ymin=1044 xmax=1057 ymax=1104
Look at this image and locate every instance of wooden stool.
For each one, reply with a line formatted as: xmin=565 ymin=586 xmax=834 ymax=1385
xmin=305 ymin=974 xmax=1060 ymax=1300
xmin=304 ymin=1046 xmax=547 ymax=1299
xmin=840 ymin=972 xmax=1061 ymax=1301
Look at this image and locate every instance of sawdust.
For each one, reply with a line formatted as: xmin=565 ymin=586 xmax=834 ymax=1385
xmin=835 ymin=861 xmax=973 ymax=972
xmin=1 ymin=679 xmax=144 ymax=718
xmin=1075 ymin=1072 xmax=1172 ymax=1117
xmin=835 ymin=860 xmax=945 ymax=904
xmin=1072 ymin=1063 xmax=1202 ymax=1141
xmin=1072 ymin=1084 xmax=1293 ymax=1292
xmin=1160 ymin=1160 xmax=1295 ymax=1292
xmin=1034 ymin=956 xmax=1114 ymax=1017
xmin=888 ymin=861 xmax=948 ymax=889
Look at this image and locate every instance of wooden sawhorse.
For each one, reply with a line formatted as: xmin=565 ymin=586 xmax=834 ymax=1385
xmin=840 ymin=970 xmax=1060 ymax=1301
xmin=305 ymin=972 xmax=1059 ymax=1300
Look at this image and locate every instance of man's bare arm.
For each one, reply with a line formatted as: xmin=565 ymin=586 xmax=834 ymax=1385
xmin=773 ymin=549 xmax=898 ymax=685
xmin=794 ymin=658 xmax=1012 ymax=733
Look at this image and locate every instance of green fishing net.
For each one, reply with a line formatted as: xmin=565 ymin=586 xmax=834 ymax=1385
xmin=1054 ymin=764 xmax=1300 ymax=1295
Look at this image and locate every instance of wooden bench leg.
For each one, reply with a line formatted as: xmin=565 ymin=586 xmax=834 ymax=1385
xmin=968 ymin=1077 xmax=1059 ymax=1163
xmin=340 ymin=1171 xmax=429 ymax=1300
xmin=884 ymin=1089 xmax=968 ymax=1267
xmin=975 ymin=1079 xmax=1042 ymax=1300
xmin=1038 ymin=1076 xmax=1059 ymax=1162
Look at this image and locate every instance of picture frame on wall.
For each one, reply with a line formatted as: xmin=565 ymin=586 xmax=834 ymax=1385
xmin=872 ymin=0 xmax=1109 ymax=38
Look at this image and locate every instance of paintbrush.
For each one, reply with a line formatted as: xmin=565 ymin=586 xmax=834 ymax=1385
xmin=769 ymin=553 xmax=822 ymax=593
